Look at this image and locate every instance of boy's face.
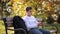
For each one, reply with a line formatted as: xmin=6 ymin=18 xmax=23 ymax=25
xmin=26 ymin=10 xmax=32 ymax=16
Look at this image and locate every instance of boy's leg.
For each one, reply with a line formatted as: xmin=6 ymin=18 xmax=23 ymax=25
xmin=29 ymin=28 xmax=43 ymax=34
xmin=39 ymin=29 xmax=51 ymax=34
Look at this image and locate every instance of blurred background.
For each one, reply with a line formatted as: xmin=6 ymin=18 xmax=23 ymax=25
xmin=0 ymin=0 xmax=60 ymax=34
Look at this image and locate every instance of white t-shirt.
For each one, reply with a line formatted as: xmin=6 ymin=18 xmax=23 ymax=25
xmin=23 ymin=15 xmax=39 ymax=30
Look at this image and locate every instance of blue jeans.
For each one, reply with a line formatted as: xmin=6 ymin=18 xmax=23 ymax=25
xmin=29 ymin=28 xmax=51 ymax=34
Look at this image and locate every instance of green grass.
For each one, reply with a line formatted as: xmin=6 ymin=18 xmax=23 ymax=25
xmin=0 ymin=20 xmax=60 ymax=34
xmin=44 ymin=24 xmax=60 ymax=34
xmin=0 ymin=20 xmax=14 ymax=34
xmin=0 ymin=20 xmax=6 ymax=34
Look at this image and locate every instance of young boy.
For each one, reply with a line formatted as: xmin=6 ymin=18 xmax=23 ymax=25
xmin=23 ymin=6 xmax=51 ymax=34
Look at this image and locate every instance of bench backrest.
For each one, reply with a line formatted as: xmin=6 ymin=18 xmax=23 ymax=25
xmin=3 ymin=17 xmax=13 ymax=27
xmin=3 ymin=16 xmax=28 ymax=34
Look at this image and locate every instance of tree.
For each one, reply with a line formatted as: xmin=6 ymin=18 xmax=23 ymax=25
xmin=6 ymin=0 xmax=60 ymax=19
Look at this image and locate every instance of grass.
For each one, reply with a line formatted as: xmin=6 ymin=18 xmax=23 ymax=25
xmin=43 ymin=24 xmax=60 ymax=34
xmin=0 ymin=20 xmax=60 ymax=34
xmin=0 ymin=20 xmax=6 ymax=34
xmin=0 ymin=20 xmax=14 ymax=34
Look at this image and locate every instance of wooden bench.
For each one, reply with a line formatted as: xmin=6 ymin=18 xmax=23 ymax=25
xmin=3 ymin=17 xmax=58 ymax=34
xmin=3 ymin=17 xmax=27 ymax=34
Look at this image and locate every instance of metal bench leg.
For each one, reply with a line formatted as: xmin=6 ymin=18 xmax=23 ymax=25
xmin=5 ymin=27 xmax=8 ymax=34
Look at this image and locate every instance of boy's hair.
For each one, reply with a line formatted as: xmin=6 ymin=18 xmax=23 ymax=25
xmin=26 ymin=6 xmax=32 ymax=12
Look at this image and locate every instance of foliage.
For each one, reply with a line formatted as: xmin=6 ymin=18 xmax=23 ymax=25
xmin=0 ymin=0 xmax=60 ymax=20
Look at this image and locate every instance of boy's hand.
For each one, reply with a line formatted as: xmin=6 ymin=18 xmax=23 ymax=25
xmin=38 ymin=22 xmax=45 ymax=26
